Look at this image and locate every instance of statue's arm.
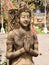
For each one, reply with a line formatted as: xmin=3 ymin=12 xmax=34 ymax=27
xmin=29 ymin=34 xmax=39 ymax=57
xmin=6 ymin=31 xmax=25 ymax=59
xmin=6 ymin=46 xmax=25 ymax=59
xmin=29 ymin=44 xmax=38 ymax=57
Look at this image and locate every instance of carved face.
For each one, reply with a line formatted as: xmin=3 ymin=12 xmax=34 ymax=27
xmin=20 ymin=12 xmax=30 ymax=27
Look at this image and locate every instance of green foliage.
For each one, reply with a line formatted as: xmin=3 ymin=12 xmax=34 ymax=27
xmin=0 ymin=62 xmax=7 ymax=65
xmin=29 ymin=3 xmax=35 ymax=9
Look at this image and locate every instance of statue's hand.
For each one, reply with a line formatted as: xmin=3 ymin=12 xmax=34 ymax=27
xmin=24 ymin=42 xmax=30 ymax=52
xmin=24 ymin=35 xmax=31 ymax=52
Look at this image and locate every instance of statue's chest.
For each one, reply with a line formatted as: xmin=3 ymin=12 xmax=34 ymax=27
xmin=14 ymin=31 xmax=34 ymax=47
xmin=24 ymin=32 xmax=34 ymax=46
xmin=14 ymin=32 xmax=25 ymax=47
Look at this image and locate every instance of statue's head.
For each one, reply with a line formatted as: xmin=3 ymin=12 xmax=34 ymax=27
xmin=18 ymin=7 xmax=31 ymax=30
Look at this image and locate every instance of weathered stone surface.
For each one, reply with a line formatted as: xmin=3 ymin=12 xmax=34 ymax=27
xmin=0 ymin=34 xmax=49 ymax=65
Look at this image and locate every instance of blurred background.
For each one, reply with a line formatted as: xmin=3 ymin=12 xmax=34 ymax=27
xmin=0 ymin=0 xmax=49 ymax=34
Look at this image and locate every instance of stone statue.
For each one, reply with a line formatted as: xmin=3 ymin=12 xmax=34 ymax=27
xmin=6 ymin=7 xmax=39 ymax=65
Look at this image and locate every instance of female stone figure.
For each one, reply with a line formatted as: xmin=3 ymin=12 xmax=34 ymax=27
xmin=6 ymin=7 xmax=39 ymax=65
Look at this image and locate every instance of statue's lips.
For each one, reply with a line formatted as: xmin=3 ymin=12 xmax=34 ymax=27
xmin=23 ymin=21 xmax=29 ymax=24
